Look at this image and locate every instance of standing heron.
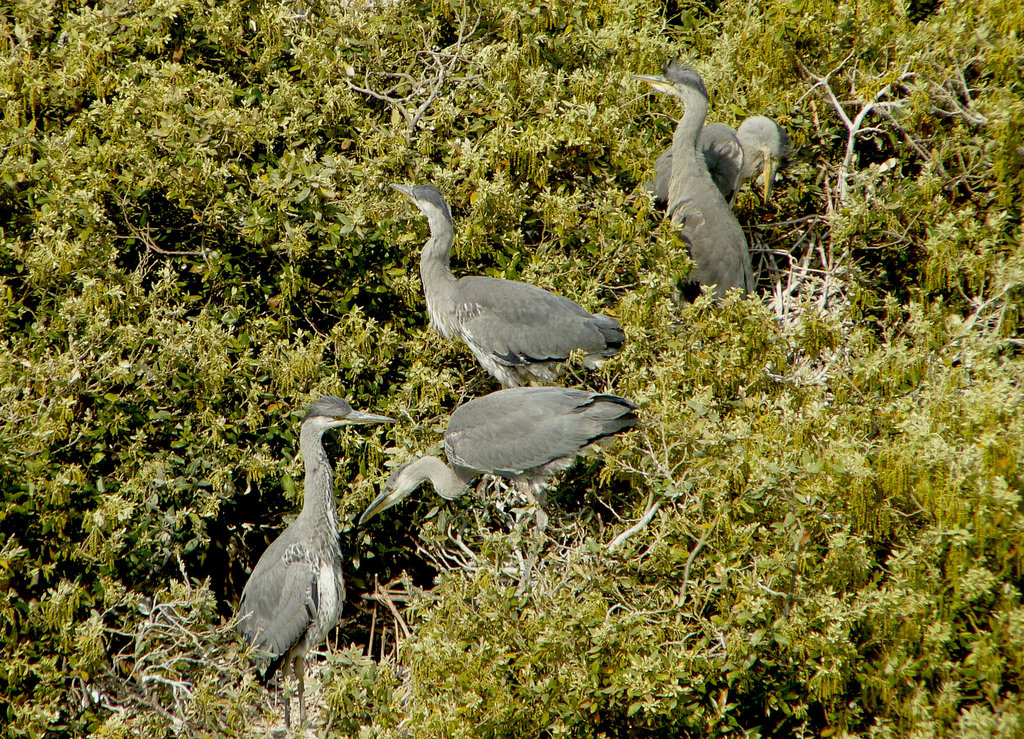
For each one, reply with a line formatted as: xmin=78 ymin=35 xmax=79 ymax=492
xmin=391 ymin=184 xmax=624 ymax=388
xmin=237 ymin=396 xmax=394 ymax=728
xmin=635 ymin=61 xmax=754 ymax=300
xmin=358 ymin=387 xmax=638 ymax=531
xmin=648 ymin=116 xmax=791 ymax=208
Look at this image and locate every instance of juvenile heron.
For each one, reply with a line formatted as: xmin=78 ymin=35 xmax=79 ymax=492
xmin=635 ymin=61 xmax=754 ymax=300
xmin=237 ymin=396 xmax=394 ymax=728
xmin=649 ymin=116 xmax=791 ymax=207
xmin=358 ymin=387 xmax=638 ymax=531
xmin=392 ymin=183 xmax=624 ymax=388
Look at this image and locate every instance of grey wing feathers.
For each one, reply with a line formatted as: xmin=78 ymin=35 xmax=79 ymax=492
xmin=237 ymin=534 xmax=316 ymax=659
xmin=686 ymin=211 xmax=754 ymax=297
xmin=649 ymin=147 xmax=673 ymax=210
xmin=649 ymin=125 xmax=743 ymax=207
xmin=445 ymin=388 xmax=637 ymax=478
xmin=699 ymin=123 xmax=744 ymax=201
xmin=455 ymin=277 xmax=622 ymax=365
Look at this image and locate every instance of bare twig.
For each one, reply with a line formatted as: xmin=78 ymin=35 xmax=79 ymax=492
xmin=348 ymin=8 xmax=480 ymax=138
xmin=679 ymin=520 xmax=715 ymax=603
xmin=606 ymin=491 xmax=663 ymax=553
xmin=117 ymin=198 xmax=210 ymax=257
xmin=801 ymin=56 xmax=912 ymax=205
xmin=366 ymin=583 xmax=413 ymax=641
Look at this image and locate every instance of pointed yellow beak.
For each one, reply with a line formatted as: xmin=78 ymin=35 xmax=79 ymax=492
xmin=632 ymin=74 xmax=676 ymax=96
xmin=762 ymin=159 xmax=778 ymax=201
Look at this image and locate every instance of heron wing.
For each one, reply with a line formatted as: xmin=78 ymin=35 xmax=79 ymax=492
xmin=649 ymin=147 xmax=673 ymax=209
xmin=683 ymin=198 xmax=753 ymax=298
xmin=454 ymin=277 xmax=622 ymax=366
xmin=699 ymin=123 xmax=744 ymax=201
xmin=446 ymin=387 xmax=637 ymax=477
xmin=237 ymin=532 xmax=317 ymax=659
xmin=650 ymin=125 xmax=742 ymax=209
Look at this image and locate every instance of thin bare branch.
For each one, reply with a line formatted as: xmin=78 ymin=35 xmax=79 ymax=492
xmin=607 ymin=492 xmax=663 ymax=553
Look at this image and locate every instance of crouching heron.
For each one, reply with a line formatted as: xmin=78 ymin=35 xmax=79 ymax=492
xmin=358 ymin=387 xmax=638 ymax=531
xmin=237 ymin=396 xmax=394 ymax=728
xmin=392 ymin=183 xmax=624 ymax=388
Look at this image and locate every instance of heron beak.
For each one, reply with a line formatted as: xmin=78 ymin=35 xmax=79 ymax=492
xmin=357 ymin=485 xmax=410 ymax=525
xmin=632 ymin=74 xmax=676 ymax=96
xmin=762 ymin=159 xmax=778 ymax=201
xmin=389 ymin=183 xmax=414 ymax=200
xmin=341 ymin=410 xmax=396 ymax=425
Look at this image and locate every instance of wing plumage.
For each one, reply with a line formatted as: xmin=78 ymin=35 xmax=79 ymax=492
xmin=699 ymin=123 xmax=745 ymax=201
xmin=453 ymin=277 xmax=622 ymax=367
xmin=649 ymin=124 xmax=744 ymax=208
xmin=237 ymin=531 xmax=317 ymax=661
xmin=445 ymin=388 xmax=638 ymax=478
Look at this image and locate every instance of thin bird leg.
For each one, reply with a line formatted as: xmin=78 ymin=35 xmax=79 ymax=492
xmin=282 ymin=672 xmax=291 ymax=730
xmin=515 ymin=520 xmax=547 ymax=597
xmin=514 ymin=482 xmax=548 ymax=596
xmin=515 ymin=544 xmax=537 ymax=597
xmin=297 ymin=657 xmax=306 ymax=727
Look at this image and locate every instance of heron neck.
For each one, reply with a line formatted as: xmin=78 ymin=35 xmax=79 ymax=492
xmin=667 ymin=90 xmax=713 ymax=220
xmin=420 ymin=212 xmax=456 ymax=280
xmin=299 ymin=427 xmax=339 ymax=534
xmin=419 ymin=214 xmax=459 ymax=336
xmin=675 ymin=87 xmax=708 ymax=151
xmin=410 ymin=455 xmax=471 ymax=501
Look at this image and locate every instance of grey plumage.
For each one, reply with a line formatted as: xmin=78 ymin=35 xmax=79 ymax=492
xmin=358 ymin=387 xmax=638 ymax=529
xmin=734 ymin=115 xmax=791 ymax=201
xmin=237 ymin=396 xmax=394 ymax=728
xmin=634 ymin=61 xmax=754 ymax=300
xmin=392 ymin=184 xmax=624 ymax=388
xmin=648 ymin=116 xmax=791 ymax=208
xmin=649 ymin=123 xmax=744 ymax=207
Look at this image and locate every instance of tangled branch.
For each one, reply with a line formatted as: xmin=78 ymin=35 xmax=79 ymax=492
xmin=348 ymin=9 xmax=480 ymax=138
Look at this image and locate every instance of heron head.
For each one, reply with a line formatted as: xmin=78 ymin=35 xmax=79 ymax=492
xmin=357 ymin=458 xmax=423 ymax=525
xmin=390 ymin=183 xmax=453 ymax=225
xmin=302 ymin=396 xmax=396 ymax=432
xmin=737 ymin=116 xmax=791 ymax=201
xmin=634 ymin=60 xmax=707 ymax=101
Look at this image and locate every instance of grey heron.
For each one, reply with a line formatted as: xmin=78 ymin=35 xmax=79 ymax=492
xmin=236 ymin=396 xmax=394 ymax=728
xmin=648 ymin=116 xmax=791 ymax=207
xmin=635 ymin=61 xmax=754 ymax=300
xmin=358 ymin=387 xmax=638 ymax=531
xmin=391 ymin=183 xmax=624 ymax=388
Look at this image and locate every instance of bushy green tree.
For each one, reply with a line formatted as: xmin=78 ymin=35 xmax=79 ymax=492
xmin=1 ymin=0 xmax=1021 ymax=736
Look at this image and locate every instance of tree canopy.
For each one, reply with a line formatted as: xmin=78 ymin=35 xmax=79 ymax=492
xmin=1 ymin=0 xmax=1022 ymax=736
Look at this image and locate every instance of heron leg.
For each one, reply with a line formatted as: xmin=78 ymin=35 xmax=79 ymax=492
xmin=279 ymin=658 xmax=293 ymax=730
xmin=515 ymin=514 xmax=546 ymax=597
xmin=282 ymin=678 xmax=291 ymax=730
xmin=296 ymin=657 xmax=306 ymax=727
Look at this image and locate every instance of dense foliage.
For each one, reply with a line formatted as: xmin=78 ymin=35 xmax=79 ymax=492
xmin=2 ymin=0 xmax=1022 ymax=735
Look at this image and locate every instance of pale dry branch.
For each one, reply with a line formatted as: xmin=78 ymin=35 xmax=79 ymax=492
xmin=366 ymin=582 xmax=414 ymax=641
xmin=116 ymin=196 xmax=211 ymax=257
xmin=606 ymin=491 xmax=663 ymax=553
xmin=926 ymin=64 xmax=989 ymax=126
xmin=348 ymin=8 xmax=480 ymax=138
xmin=678 ymin=520 xmax=715 ymax=603
xmin=802 ymin=58 xmax=913 ymax=205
